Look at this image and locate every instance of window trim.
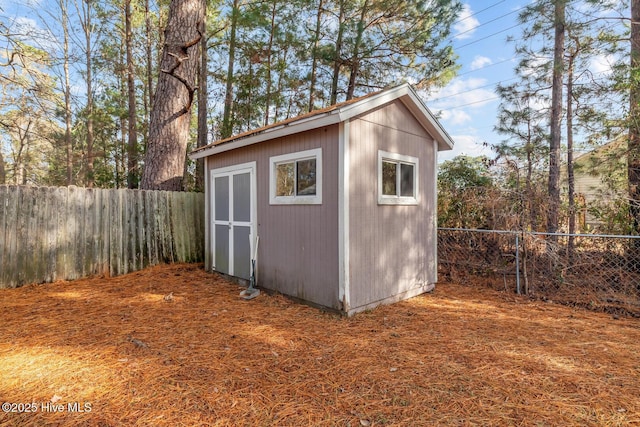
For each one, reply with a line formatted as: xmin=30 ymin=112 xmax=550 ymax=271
xmin=377 ymin=150 xmax=419 ymax=205
xmin=270 ymin=148 xmax=322 ymax=205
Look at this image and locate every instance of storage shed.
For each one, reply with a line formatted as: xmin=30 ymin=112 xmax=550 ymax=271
xmin=190 ymin=83 xmax=454 ymax=315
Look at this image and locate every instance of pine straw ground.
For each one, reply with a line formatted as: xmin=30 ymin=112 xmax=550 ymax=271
xmin=1 ymin=264 xmax=639 ymax=427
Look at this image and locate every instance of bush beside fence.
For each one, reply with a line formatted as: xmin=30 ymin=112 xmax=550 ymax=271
xmin=0 ymin=185 xmax=204 ymax=289
xmin=438 ymin=228 xmax=640 ymax=316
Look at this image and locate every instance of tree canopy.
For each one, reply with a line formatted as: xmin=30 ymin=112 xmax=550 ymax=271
xmin=0 ymin=0 xmax=463 ymax=189
xmin=1 ymin=0 xmax=639 ymax=237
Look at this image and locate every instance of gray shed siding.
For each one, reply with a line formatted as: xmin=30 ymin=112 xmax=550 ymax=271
xmin=205 ymin=125 xmax=341 ymax=309
xmin=347 ymin=100 xmax=437 ymax=310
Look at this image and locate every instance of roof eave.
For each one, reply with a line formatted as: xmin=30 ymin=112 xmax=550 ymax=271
xmin=189 ymin=112 xmax=342 ymax=160
xmin=190 ymin=83 xmax=454 ymax=160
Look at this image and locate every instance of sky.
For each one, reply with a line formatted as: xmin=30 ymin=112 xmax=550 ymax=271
xmin=0 ymin=0 xmax=525 ymax=160
xmin=426 ymin=0 xmax=525 ymax=163
xmin=0 ymin=0 xmax=623 ymax=164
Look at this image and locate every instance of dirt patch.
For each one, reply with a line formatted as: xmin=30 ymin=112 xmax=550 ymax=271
xmin=1 ymin=263 xmax=639 ymax=426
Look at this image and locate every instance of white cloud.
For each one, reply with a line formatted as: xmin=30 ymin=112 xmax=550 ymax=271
xmin=589 ymin=54 xmax=616 ymax=77
xmin=11 ymin=16 xmax=59 ymax=52
xmin=425 ymin=76 xmax=501 ymax=162
xmin=428 ymin=77 xmax=495 ymax=112
xmin=470 ymin=56 xmax=492 ymax=70
xmin=453 ymin=4 xmax=480 ymax=40
xmin=574 ymin=0 xmax=624 ymax=18
xmin=438 ymin=109 xmax=471 ymax=126
xmin=14 ymin=16 xmax=40 ymax=32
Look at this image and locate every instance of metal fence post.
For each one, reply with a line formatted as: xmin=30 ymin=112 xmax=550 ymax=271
xmin=515 ymin=233 xmax=520 ymax=295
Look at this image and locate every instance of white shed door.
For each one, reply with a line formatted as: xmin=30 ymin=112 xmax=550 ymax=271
xmin=211 ymin=163 xmax=256 ymax=280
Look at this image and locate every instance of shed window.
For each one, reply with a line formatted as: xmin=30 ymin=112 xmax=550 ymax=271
xmin=270 ymin=148 xmax=322 ymax=204
xmin=378 ymin=150 xmax=418 ymax=205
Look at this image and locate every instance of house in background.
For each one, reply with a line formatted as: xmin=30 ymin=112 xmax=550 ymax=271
xmin=568 ymin=135 xmax=627 ymax=230
xmin=190 ymin=83 xmax=454 ymax=315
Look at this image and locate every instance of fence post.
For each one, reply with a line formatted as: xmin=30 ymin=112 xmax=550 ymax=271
xmin=515 ymin=233 xmax=521 ymax=295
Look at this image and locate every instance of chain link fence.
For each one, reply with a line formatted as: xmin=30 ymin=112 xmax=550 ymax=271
xmin=437 ymin=228 xmax=640 ymax=317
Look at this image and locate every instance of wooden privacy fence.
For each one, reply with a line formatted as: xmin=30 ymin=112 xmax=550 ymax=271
xmin=0 ymin=185 xmax=204 ymax=289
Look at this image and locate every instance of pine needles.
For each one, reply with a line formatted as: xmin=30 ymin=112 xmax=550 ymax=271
xmin=0 ymin=263 xmax=639 ymax=426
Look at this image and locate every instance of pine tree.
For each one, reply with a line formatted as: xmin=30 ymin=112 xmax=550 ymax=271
xmin=630 ymin=0 xmax=640 ymax=237
xmin=140 ymin=0 xmax=205 ymax=190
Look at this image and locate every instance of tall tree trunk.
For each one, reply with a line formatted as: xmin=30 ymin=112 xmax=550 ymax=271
xmin=142 ymin=0 xmax=155 ymax=156
xmin=330 ymin=0 xmax=345 ymax=105
xmin=247 ymin=61 xmax=254 ymax=127
xmin=346 ymin=0 xmax=368 ymax=100
xmin=274 ymin=45 xmax=287 ymax=120
xmin=0 ymin=151 xmax=5 ymax=184
xmin=126 ymin=0 xmax=139 ymax=189
xmin=196 ymin=18 xmax=207 ymax=192
xmin=566 ymin=50 xmax=575 ymax=263
xmin=547 ymin=0 xmax=565 ymax=236
xmin=629 ymin=0 xmax=640 ymax=240
xmin=308 ymin=0 xmax=324 ymax=111
xmin=14 ymin=123 xmax=28 ymax=185
xmin=81 ymin=0 xmax=95 ymax=187
xmin=264 ymin=0 xmax=277 ymax=126
xmin=61 ymin=0 xmax=73 ymax=185
xmin=526 ymin=135 xmax=535 ymax=230
xmin=140 ymin=0 xmax=205 ymax=191
xmin=117 ymin=38 xmax=127 ymax=189
xmin=221 ymin=0 xmax=239 ymax=139
xmin=524 ymin=87 xmax=538 ymax=231
xmin=145 ymin=0 xmax=154 ymax=129
xmin=22 ymin=140 xmax=30 ymax=185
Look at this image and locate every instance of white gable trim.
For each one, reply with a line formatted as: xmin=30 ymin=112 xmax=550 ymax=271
xmin=190 ymin=84 xmax=453 ymax=160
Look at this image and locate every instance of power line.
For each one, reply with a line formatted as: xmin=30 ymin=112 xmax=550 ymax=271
xmin=436 ymin=2 xmax=626 ymax=118
xmin=441 ymin=62 xmax=619 ymax=106
xmin=456 ymin=57 xmax=517 ymax=78
xmin=434 ymin=87 xmax=621 ymax=115
xmin=453 ymin=0 xmax=507 ymax=25
xmin=455 ymin=23 xmax=522 ymax=50
xmin=428 ymin=76 xmax=519 ymax=103
xmin=454 ymin=7 xmax=525 ymax=40
xmin=436 ymin=95 xmax=502 ymax=110
xmin=433 ymin=72 xmax=620 ymax=111
xmin=426 ymin=60 xmax=520 ymax=105
xmin=431 ymin=54 xmax=621 ymax=111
